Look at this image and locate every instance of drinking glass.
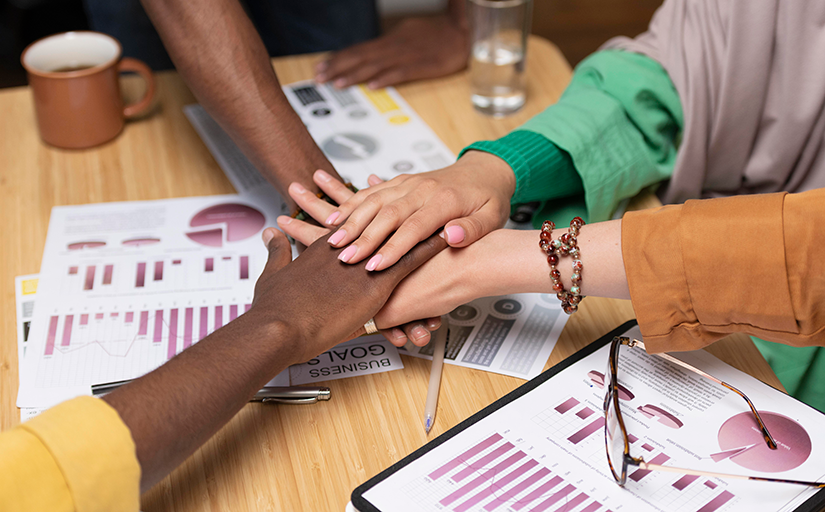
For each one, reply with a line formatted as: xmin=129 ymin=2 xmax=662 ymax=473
xmin=468 ymin=0 xmax=533 ymax=116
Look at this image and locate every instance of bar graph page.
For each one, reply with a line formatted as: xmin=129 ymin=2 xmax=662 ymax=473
xmin=18 ymin=194 xmax=286 ymax=408
xmin=360 ymin=327 xmax=825 ymax=512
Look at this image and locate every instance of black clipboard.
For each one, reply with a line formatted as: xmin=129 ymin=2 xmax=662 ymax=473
xmin=351 ymin=320 xmax=825 ymax=512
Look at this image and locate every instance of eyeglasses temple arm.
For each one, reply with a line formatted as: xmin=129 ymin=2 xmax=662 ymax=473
xmin=637 ymin=462 xmax=825 ymax=488
xmin=630 ymin=340 xmax=777 ymax=450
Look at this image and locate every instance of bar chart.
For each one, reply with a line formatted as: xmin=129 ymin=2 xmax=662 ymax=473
xmin=404 ymin=432 xmax=611 ymax=512
xmin=64 ymin=254 xmax=254 ymax=295
xmin=36 ymin=299 xmax=252 ymax=388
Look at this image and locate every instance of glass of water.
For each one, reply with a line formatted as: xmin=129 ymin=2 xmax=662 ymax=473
xmin=468 ymin=0 xmax=532 ymax=116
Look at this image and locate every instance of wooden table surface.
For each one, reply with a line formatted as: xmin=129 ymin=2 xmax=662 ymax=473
xmin=0 ymin=36 xmax=783 ymax=511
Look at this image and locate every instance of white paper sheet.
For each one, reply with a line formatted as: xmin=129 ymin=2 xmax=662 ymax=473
xmin=16 ymin=194 xmax=403 ymax=408
xmin=401 ymin=295 xmax=568 ymax=380
xmin=14 ymin=275 xmax=46 ymax=420
xmin=361 ymin=326 xmax=825 ymax=512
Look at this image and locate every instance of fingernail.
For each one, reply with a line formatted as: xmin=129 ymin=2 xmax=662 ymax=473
xmin=315 ymin=169 xmax=332 ymax=183
xmin=445 ymin=225 xmax=465 ymax=244
xmin=277 ymin=215 xmax=292 ymax=225
xmin=365 ymin=254 xmax=382 ymax=271
xmin=411 ymin=325 xmax=428 ymax=341
xmin=338 ymin=245 xmax=357 ymax=262
xmin=392 ymin=328 xmax=406 ymax=341
xmin=439 ymin=230 xmax=445 ymax=239
xmin=427 ymin=318 xmax=441 ymax=330
xmin=262 ymin=228 xmax=275 ymax=245
xmin=316 ymin=61 xmax=328 ymax=72
xmin=328 ymin=229 xmax=347 ymax=246
xmin=368 ymin=81 xmax=379 ymax=90
xmin=315 ymin=73 xmax=326 ymax=82
xmin=325 ymin=211 xmax=341 ymax=225
xmin=334 ymin=78 xmax=347 ymax=88
xmin=291 ymin=182 xmax=307 ymax=194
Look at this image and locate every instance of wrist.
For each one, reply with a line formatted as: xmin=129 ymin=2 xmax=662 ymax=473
xmin=237 ymin=307 xmax=305 ymax=366
xmin=457 ymin=150 xmax=517 ymax=201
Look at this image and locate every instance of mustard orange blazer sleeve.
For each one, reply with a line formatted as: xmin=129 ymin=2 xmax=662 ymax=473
xmin=621 ymin=188 xmax=825 ymax=353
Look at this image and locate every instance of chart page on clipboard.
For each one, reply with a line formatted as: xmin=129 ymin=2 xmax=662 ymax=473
xmin=361 ymin=326 xmax=825 ymax=512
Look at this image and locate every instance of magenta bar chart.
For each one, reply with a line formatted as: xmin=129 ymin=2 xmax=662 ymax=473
xmin=425 ymin=433 xmax=611 ymax=512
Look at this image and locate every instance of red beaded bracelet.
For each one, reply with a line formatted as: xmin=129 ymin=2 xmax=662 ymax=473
xmin=539 ymin=217 xmax=585 ymax=314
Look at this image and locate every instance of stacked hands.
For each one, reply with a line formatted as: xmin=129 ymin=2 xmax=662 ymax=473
xmin=275 ymin=151 xmax=521 ymax=349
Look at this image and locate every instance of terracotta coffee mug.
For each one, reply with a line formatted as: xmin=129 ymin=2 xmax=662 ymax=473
xmin=21 ymin=31 xmax=156 ymax=149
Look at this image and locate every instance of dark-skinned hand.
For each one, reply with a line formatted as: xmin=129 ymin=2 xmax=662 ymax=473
xmin=315 ymin=15 xmax=469 ymax=90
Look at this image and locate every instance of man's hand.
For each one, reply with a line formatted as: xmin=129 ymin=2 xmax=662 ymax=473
xmin=104 ymin=227 xmax=446 ymax=492
xmin=315 ymin=14 xmax=469 ymax=90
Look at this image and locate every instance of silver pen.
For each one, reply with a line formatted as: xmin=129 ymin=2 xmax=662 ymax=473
xmin=91 ymin=379 xmax=331 ymax=405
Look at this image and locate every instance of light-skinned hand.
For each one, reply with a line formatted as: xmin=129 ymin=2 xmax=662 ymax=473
xmin=292 ymin=151 xmax=516 ymax=273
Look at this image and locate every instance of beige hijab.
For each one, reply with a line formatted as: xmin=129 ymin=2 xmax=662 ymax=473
xmin=604 ymin=0 xmax=825 ymax=203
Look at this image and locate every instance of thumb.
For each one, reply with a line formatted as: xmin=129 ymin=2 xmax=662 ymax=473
xmin=442 ymin=203 xmax=503 ymax=248
xmin=262 ymin=228 xmax=292 ymax=273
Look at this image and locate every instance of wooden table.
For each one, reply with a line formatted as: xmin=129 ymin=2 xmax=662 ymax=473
xmin=0 ymin=36 xmax=782 ymax=511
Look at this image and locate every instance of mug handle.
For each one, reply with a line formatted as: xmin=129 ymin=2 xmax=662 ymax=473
xmin=118 ymin=57 xmax=156 ymax=118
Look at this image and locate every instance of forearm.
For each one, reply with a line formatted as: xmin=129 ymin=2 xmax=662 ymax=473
xmin=475 ymin=223 xmax=629 ymax=300
xmin=103 ymin=309 xmax=295 ymax=492
xmin=140 ymin=0 xmax=338 ymax=201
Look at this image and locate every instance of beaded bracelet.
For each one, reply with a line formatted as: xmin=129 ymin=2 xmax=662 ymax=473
xmin=539 ymin=217 xmax=585 ymax=314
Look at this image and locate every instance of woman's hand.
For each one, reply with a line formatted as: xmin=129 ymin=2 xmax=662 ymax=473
xmin=279 ymin=214 xmax=549 ymax=346
xmin=288 ymin=151 xmax=516 ymax=273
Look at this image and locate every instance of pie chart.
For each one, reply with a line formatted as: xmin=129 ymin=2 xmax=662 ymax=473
xmin=122 ymin=237 xmax=161 ymax=247
xmin=714 ymin=411 xmax=811 ymax=472
xmin=68 ymin=241 xmax=106 ymax=250
xmin=321 ymin=133 xmax=378 ymax=161
xmin=588 ymin=370 xmax=635 ymax=401
xmin=186 ymin=203 xmax=265 ymax=248
xmin=637 ymin=404 xmax=684 ymax=429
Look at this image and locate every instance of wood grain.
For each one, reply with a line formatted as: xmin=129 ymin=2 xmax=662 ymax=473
xmin=0 ymin=36 xmax=782 ymax=511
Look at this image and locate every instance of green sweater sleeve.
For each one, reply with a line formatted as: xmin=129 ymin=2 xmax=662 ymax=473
xmin=460 ymin=49 xmax=683 ymax=223
xmin=461 ymin=130 xmax=582 ymax=204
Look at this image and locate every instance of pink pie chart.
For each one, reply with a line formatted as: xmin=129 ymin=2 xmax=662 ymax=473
xmin=716 ymin=412 xmax=811 ymax=473
xmin=637 ymin=404 xmax=684 ymax=429
xmin=122 ymin=237 xmax=161 ymax=247
xmin=187 ymin=203 xmax=265 ymax=247
xmin=68 ymin=241 xmax=106 ymax=250
xmin=588 ymin=370 xmax=635 ymax=401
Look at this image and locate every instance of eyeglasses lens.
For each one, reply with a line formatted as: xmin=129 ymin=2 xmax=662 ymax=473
xmin=605 ymin=342 xmax=627 ymax=484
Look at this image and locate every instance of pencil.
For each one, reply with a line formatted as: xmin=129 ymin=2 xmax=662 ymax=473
xmin=424 ymin=316 xmax=449 ymax=433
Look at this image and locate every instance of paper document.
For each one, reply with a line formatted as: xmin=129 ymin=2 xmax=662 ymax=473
xmin=16 ymin=195 xmax=403 ymax=408
xmin=184 ymin=81 xmax=456 ymax=197
xmin=362 ymin=326 xmax=825 ymax=512
xmin=14 ymin=275 xmax=45 ymax=419
xmin=401 ymin=295 xmax=568 ymax=380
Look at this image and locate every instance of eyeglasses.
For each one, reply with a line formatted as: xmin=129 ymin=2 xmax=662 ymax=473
xmin=604 ymin=336 xmax=825 ymax=488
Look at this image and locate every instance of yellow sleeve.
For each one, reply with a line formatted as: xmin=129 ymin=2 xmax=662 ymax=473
xmin=622 ymin=188 xmax=825 ymax=353
xmin=0 ymin=396 xmax=140 ymax=512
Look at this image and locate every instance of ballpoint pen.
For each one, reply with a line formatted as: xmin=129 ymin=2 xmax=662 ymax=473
xmin=91 ymin=380 xmax=331 ymax=404
xmin=424 ymin=316 xmax=449 ymax=433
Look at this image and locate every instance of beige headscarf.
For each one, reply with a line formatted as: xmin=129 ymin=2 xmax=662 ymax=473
xmin=604 ymin=0 xmax=825 ymax=203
